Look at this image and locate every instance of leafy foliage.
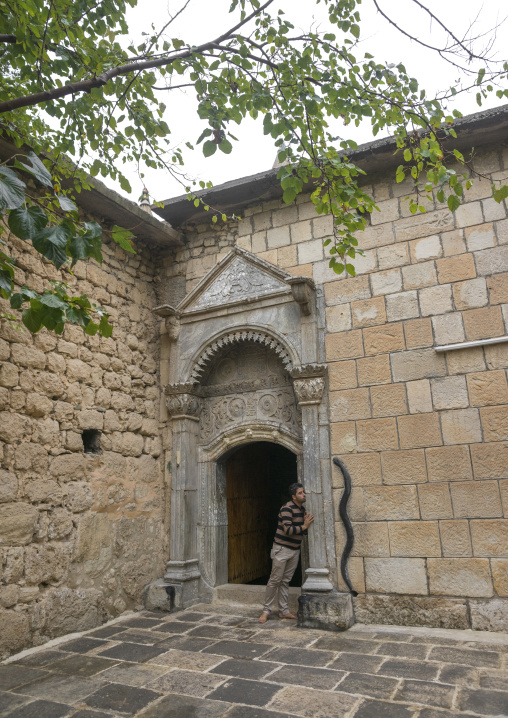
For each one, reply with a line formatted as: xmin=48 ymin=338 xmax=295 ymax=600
xmin=0 ymin=152 xmax=134 ymax=334
xmin=0 ymin=0 xmax=507 ymax=334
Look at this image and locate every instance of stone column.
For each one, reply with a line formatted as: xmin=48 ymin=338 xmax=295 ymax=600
xmin=291 ymin=364 xmax=333 ymax=592
xmin=162 ymin=383 xmax=202 ymax=607
xmin=291 ymin=364 xmax=354 ymax=631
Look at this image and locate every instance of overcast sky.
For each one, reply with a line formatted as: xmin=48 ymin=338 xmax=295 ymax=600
xmin=117 ymin=0 xmax=507 ymax=205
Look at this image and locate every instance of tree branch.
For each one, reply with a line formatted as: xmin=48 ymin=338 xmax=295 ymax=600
xmin=0 ymin=0 xmax=275 ymax=114
xmin=0 ymin=34 xmax=16 ymax=43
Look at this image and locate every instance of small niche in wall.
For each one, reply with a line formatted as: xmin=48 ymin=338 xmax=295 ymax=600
xmin=82 ymin=429 xmax=102 ymax=454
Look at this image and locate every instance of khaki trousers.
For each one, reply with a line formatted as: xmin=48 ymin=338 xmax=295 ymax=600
xmin=262 ymin=543 xmax=300 ymax=615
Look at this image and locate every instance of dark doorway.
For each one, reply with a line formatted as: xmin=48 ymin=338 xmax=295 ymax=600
xmin=225 ymin=442 xmax=301 ymax=586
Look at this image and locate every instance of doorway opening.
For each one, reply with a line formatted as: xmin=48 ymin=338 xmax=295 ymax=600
xmin=224 ymin=441 xmax=301 ymax=586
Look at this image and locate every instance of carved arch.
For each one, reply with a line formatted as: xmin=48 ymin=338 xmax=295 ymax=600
xmin=187 ymin=327 xmax=298 ymax=383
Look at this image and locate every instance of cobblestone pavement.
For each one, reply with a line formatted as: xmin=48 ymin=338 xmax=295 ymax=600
xmin=1 ymin=603 xmax=508 ymax=717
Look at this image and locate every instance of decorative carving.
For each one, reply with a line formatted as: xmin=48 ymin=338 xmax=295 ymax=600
xmin=293 ymin=376 xmax=326 ymax=406
xmin=290 ymin=363 xmax=327 ymax=379
xmin=199 ymin=388 xmax=301 ymax=441
xmin=190 ymin=330 xmax=293 ymax=382
xmin=286 ymin=276 xmax=315 ymax=316
xmin=164 ymin=382 xmax=202 ymax=419
xmin=189 ymin=256 xmax=288 ymax=310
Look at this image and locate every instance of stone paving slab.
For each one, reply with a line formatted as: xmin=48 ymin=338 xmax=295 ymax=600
xmin=1 ymin=603 xmax=508 ymax=717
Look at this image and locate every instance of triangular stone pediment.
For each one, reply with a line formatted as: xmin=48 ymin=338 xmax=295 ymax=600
xmin=178 ymin=248 xmax=292 ymax=313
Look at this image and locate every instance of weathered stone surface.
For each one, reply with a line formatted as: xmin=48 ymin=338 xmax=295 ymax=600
xmin=439 ymin=520 xmax=472 ymax=557
xmin=480 ymin=405 xmax=508 ymax=441
xmin=24 ymin=479 xmax=63 ymax=504
xmin=0 ymin=608 xmax=30 ymax=657
xmin=463 ymin=306 xmax=505 ymax=340
xmin=24 ymin=543 xmax=70 ymax=585
xmin=334 ymin=454 xmax=381 ymax=487
xmin=73 ymin=513 xmax=112 ymax=562
xmin=362 ymin=323 xmax=405 ymax=355
xmin=428 ymin=558 xmax=493 ymax=597
xmin=380 ymin=450 xmax=427 ymax=485
xmin=403 ymin=318 xmax=433 ymax=349
xmin=0 ymin=502 xmax=38 ymax=545
xmin=491 ymin=559 xmax=508 ymax=596
xmin=33 ymin=586 xmax=101 ymax=637
xmin=0 ymin=412 xmax=26 ymax=443
xmin=364 ymin=558 xmax=428 ymax=594
xmin=64 ymin=482 xmax=95 ymax=513
xmin=363 ymin=486 xmax=419 ymax=520
xmin=297 ymin=592 xmax=354 ymax=631
xmin=357 ymin=355 xmax=391 ymax=386
xmin=50 ymin=454 xmax=86 ymax=481
xmin=0 ymin=470 xmax=17 ymax=503
xmin=353 ymin=594 xmax=469 ymax=628
xmin=470 ymin=442 xmax=508 ymax=479
xmin=441 ymin=408 xmax=482 ymax=445
xmin=469 ymin=599 xmax=508 ymax=631
xmin=417 ymin=483 xmax=453 ymax=520
xmin=432 ymin=313 xmax=465 ymax=345
xmin=350 ymin=521 xmax=390 ymax=557
xmin=425 ymin=445 xmax=472 ymax=482
xmin=356 ymin=417 xmax=398 ymax=451
xmin=388 ymin=521 xmax=441 ymax=557
xmin=371 ymin=384 xmax=407 ymax=417
xmin=470 ymin=519 xmax=508 ymax=556
xmin=391 ymin=349 xmax=446 ymax=382
xmin=431 ymin=376 xmax=469 ymax=410
xmin=451 ymin=481 xmax=503 ymax=518
xmin=398 ymin=413 xmax=442 ymax=449
xmin=406 ymin=380 xmax=432 ymax=414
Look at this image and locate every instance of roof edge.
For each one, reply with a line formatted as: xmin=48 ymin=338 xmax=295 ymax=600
xmin=154 ymin=103 xmax=508 ymax=228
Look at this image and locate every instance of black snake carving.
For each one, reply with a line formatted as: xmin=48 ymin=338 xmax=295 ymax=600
xmin=333 ymin=456 xmax=358 ymax=597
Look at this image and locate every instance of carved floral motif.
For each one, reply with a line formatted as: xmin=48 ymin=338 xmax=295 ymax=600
xmin=293 ymin=376 xmax=326 ymax=405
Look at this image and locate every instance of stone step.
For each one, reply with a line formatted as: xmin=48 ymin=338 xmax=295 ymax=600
xmin=212 ymin=583 xmax=301 ymax=614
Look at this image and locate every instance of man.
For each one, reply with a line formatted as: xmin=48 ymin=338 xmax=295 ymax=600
xmin=259 ymin=482 xmax=314 ymax=623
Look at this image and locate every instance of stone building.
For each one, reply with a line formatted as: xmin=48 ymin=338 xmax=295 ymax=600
xmin=1 ymin=105 xmax=507 ymax=658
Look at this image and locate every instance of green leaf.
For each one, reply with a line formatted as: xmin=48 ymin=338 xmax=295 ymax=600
xmin=203 ymin=140 xmax=217 ymax=157
xmin=493 ymin=185 xmax=508 ymax=203
xmin=447 ymin=195 xmax=461 ymax=212
xmin=22 ymin=307 xmax=43 ymax=333
xmin=111 ymin=225 xmax=135 ymax=253
xmin=219 ymin=139 xmax=233 ymax=154
xmin=0 ymin=167 xmax=26 ymax=211
xmin=99 ymin=315 xmax=113 ymax=338
xmin=17 ymin=152 xmax=52 ymax=188
xmin=57 ymin=194 xmax=78 ymax=212
xmin=39 ymin=293 xmax=66 ymax=309
xmin=8 ymin=206 xmax=48 ymax=240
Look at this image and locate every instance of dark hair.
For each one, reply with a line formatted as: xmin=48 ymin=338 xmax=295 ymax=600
xmin=289 ymin=482 xmax=304 ymax=498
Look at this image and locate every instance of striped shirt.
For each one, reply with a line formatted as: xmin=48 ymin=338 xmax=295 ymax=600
xmin=273 ymin=501 xmax=307 ymax=550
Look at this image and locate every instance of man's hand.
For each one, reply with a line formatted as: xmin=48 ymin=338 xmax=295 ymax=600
xmin=303 ymin=513 xmax=314 ymax=530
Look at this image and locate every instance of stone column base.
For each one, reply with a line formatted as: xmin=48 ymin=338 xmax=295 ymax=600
xmin=297 ymin=591 xmax=355 ymax=631
xmin=143 ymin=578 xmax=181 ymax=612
xmin=163 ymin=559 xmax=201 ymax=608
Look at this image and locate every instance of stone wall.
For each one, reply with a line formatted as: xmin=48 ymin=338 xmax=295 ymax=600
xmin=160 ymin=142 xmax=508 ymax=631
xmin=0 ymin=219 xmax=168 ymax=658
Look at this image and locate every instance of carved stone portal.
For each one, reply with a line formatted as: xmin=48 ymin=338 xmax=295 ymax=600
xmin=150 ymin=247 xmax=342 ymax=619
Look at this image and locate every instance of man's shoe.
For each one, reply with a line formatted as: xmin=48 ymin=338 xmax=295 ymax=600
xmin=279 ymin=612 xmax=297 ymax=619
xmin=258 ymin=612 xmax=269 ymax=623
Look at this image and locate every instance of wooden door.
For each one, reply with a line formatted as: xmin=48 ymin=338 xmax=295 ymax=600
xmin=226 ymin=444 xmax=271 ymax=583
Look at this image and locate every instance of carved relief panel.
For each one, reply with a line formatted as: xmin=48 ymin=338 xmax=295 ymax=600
xmin=198 ymin=342 xmax=301 ymax=443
